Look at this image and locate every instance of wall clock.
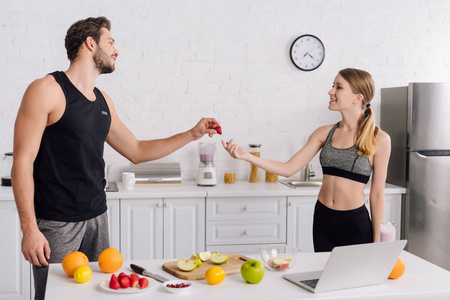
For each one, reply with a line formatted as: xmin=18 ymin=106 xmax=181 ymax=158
xmin=290 ymin=34 xmax=325 ymax=71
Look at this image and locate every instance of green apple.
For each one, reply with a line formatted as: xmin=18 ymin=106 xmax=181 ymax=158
xmin=241 ymin=259 xmax=265 ymax=284
xmin=177 ymin=259 xmax=197 ymax=272
xmin=210 ymin=252 xmax=229 ymax=264
xmin=191 ymin=254 xmax=202 ymax=267
xmin=197 ymin=251 xmax=211 ymax=262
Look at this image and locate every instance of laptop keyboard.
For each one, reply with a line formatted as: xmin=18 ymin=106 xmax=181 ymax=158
xmin=300 ymin=279 xmax=319 ymax=289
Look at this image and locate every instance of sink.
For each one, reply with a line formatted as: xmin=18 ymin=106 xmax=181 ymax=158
xmin=279 ymin=180 xmax=322 ymax=188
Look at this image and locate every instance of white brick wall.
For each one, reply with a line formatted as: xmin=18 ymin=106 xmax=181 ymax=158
xmin=1 ymin=0 xmax=450 ymax=181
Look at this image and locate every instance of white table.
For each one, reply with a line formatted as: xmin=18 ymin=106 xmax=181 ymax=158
xmin=45 ymin=251 xmax=450 ymax=299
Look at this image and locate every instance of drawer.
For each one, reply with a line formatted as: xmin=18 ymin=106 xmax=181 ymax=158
xmin=206 ymin=196 xmax=286 ymax=221
xmin=206 ymin=219 xmax=286 ymax=245
xmin=206 ymin=244 xmax=279 ymax=256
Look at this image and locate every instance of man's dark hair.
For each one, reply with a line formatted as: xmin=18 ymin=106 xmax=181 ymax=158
xmin=65 ymin=16 xmax=111 ymax=62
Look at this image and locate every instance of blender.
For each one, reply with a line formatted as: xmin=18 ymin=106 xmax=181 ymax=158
xmin=196 ymin=142 xmax=217 ymax=186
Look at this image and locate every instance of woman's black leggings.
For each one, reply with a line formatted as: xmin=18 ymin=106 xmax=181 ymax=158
xmin=313 ymin=200 xmax=373 ymax=252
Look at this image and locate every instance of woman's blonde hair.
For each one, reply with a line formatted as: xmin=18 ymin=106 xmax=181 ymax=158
xmin=339 ymin=68 xmax=379 ymax=157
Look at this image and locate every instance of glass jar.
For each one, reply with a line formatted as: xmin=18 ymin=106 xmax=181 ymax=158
xmin=248 ymin=144 xmax=261 ymax=183
xmin=1 ymin=152 xmax=13 ymax=186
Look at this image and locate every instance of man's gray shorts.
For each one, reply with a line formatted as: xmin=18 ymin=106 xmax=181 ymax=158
xmin=33 ymin=211 xmax=109 ymax=300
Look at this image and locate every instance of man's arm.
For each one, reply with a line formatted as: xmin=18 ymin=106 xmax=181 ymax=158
xmin=12 ymin=76 xmax=63 ymax=266
xmin=102 ymin=91 xmax=220 ymax=164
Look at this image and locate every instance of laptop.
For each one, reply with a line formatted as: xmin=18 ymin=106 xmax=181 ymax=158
xmin=283 ymin=240 xmax=407 ymax=293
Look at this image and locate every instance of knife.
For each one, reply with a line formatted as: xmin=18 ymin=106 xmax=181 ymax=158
xmin=130 ymin=264 xmax=170 ymax=283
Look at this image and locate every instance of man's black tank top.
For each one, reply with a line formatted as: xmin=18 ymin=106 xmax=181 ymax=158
xmin=33 ymin=71 xmax=111 ymax=222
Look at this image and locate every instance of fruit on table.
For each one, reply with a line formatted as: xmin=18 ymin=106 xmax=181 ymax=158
xmin=191 ymin=254 xmax=202 ymax=267
xmin=73 ymin=265 xmax=92 ymax=283
xmin=129 ymin=273 xmax=140 ymax=287
xmin=98 ymin=248 xmax=123 ymax=273
xmin=139 ymin=278 xmax=149 ymax=289
xmin=62 ymin=251 xmax=89 ymax=277
xmin=197 ymin=251 xmax=211 ymax=262
xmin=109 ymin=274 xmax=120 ymax=290
xmin=166 ymin=283 xmax=191 ymax=288
xmin=210 ymin=252 xmax=229 ymax=265
xmin=389 ymin=257 xmax=406 ymax=279
xmin=205 ymin=266 xmax=225 ymax=285
xmin=272 ymin=257 xmax=292 ymax=271
xmin=241 ymin=259 xmax=265 ymax=284
xmin=119 ymin=276 xmax=130 ymax=288
xmin=177 ymin=259 xmax=198 ymax=271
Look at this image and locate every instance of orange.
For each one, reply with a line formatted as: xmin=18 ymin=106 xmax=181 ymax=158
xmin=62 ymin=251 xmax=89 ymax=277
xmin=73 ymin=266 xmax=92 ymax=283
xmin=98 ymin=248 xmax=123 ymax=273
xmin=389 ymin=257 xmax=406 ymax=279
xmin=205 ymin=266 xmax=225 ymax=285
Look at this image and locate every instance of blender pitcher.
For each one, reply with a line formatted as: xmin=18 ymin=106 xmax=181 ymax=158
xmin=196 ymin=142 xmax=217 ymax=186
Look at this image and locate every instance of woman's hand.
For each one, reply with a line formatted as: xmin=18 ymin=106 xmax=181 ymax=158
xmin=221 ymin=139 xmax=249 ymax=159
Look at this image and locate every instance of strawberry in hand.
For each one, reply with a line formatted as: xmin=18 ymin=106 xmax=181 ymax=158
xmin=215 ymin=125 xmax=222 ymax=135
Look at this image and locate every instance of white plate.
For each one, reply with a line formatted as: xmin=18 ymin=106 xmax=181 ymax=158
xmin=100 ymin=278 xmax=157 ymax=294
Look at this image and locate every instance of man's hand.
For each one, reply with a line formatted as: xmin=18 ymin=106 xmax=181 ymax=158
xmin=190 ymin=118 xmax=221 ymax=140
xmin=22 ymin=229 xmax=51 ymax=267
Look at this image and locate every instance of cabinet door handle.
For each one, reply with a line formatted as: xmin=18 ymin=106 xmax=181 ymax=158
xmin=156 ymin=202 xmax=162 ymax=207
xmin=164 ymin=202 xmax=169 ymax=208
xmin=289 ymin=202 xmax=294 ymax=206
xmin=244 ymin=206 xmax=249 ymax=211
xmin=243 ymin=230 xmax=249 ymax=235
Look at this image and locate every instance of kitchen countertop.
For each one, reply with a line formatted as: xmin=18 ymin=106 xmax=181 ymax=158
xmin=45 ymin=250 xmax=450 ymax=299
xmin=0 ymin=181 xmax=406 ymax=201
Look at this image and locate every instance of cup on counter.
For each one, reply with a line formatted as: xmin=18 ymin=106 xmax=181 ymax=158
xmin=265 ymin=171 xmax=278 ymax=182
xmin=122 ymin=172 xmax=136 ymax=190
xmin=224 ymin=169 xmax=236 ymax=184
xmin=380 ymin=221 xmax=396 ymax=242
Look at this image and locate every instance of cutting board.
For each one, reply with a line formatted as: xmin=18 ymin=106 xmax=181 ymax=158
xmin=162 ymin=254 xmax=251 ymax=280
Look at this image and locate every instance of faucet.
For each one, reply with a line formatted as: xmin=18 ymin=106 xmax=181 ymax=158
xmin=304 ymin=164 xmax=315 ymax=182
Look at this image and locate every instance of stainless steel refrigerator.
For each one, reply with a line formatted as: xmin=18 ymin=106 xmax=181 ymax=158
xmin=381 ymin=83 xmax=450 ymax=271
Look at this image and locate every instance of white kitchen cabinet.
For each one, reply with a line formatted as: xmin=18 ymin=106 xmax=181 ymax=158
xmin=106 ymin=198 xmax=120 ymax=251
xmin=286 ymin=196 xmax=316 ymax=253
xmin=120 ymin=197 xmax=205 ymax=260
xmin=206 ymin=196 xmax=287 ymax=254
xmin=287 ymin=194 xmax=403 ymax=253
xmin=0 ymin=201 xmax=30 ymax=300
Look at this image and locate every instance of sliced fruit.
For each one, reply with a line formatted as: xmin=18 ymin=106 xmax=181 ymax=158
xmin=197 ymin=251 xmax=211 ymax=262
xmin=210 ymin=252 xmax=229 ymax=265
xmin=139 ymin=277 xmax=149 ymax=289
xmin=177 ymin=259 xmax=198 ymax=272
xmin=191 ymin=254 xmax=202 ymax=267
xmin=109 ymin=274 xmax=120 ymax=290
xmin=129 ymin=275 xmax=139 ymax=287
xmin=273 ymin=257 xmax=291 ymax=266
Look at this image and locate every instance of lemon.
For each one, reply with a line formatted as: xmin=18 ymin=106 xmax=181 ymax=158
xmin=73 ymin=266 xmax=92 ymax=283
xmin=205 ymin=266 xmax=225 ymax=285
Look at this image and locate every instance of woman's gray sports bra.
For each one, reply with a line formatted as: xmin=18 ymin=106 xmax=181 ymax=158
xmin=319 ymin=122 xmax=373 ymax=184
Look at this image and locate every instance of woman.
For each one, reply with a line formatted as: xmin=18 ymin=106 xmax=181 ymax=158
xmin=222 ymin=68 xmax=391 ymax=252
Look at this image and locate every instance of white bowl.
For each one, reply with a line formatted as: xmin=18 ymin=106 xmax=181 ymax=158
xmin=260 ymin=245 xmax=301 ymax=271
xmin=164 ymin=280 xmax=193 ymax=294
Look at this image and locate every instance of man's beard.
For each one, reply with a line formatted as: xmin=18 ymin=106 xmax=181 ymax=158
xmin=94 ymin=46 xmax=115 ymax=74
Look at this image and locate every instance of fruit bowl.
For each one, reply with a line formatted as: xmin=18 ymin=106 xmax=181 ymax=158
xmin=260 ymin=245 xmax=301 ymax=271
xmin=164 ymin=280 xmax=192 ymax=294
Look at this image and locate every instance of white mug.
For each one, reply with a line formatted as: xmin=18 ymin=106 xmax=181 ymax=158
xmin=122 ymin=172 xmax=136 ymax=190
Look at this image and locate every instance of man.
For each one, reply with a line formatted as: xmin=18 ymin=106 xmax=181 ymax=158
xmin=11 ymin=16 xmax=220 ymax=299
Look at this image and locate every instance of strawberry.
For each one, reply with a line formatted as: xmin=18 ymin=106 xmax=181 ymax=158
xmin=118 ymin=272 xmax=128 ymax=279
xmin=215 ymin=125 xmax=222 ymax=135
xmin=109 ymin=274 xmax=120 ymax=290
xmin=129 ymin=275 xmax=139 ymax=288
xmin=119 ymin=276 xmax=130 ymax=289
xmin=139 ymin=277 xmax=149 ymax=289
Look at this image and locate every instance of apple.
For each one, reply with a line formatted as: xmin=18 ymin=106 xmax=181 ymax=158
xmin=210 ymin=252 xmax=229 ymax=265
xmin=197 ymin=251 xmax=211 ymax=262
xmin=273 ymin=257 xmax=291 ymax=271
xmin=240 ymin=259 xmax=265 ymax=284
xmin=191 ymin=254 xmax=202 ymax=267
xmin=177 ymin=259 xmax=197 ymax=272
